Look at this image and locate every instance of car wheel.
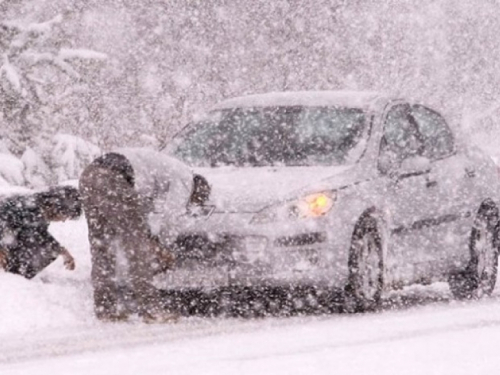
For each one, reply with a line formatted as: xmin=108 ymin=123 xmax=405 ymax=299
xmin=344 ymin=214 xmax=384 ymax=313
xmin=449 ymin=200 xmax=499 ymax=300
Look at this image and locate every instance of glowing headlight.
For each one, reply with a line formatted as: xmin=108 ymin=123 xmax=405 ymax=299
xmin=251 ymin=191 xmax=336 ymax=224
xmin=290 ymin=192 xmax=335 ymax=218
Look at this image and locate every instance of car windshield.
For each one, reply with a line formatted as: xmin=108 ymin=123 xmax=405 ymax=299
xmin=170 ymin=106 xmax=369 ymax=167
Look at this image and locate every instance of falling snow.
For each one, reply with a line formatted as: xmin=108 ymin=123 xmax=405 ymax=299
xmin=2 ymin=1 xmax=500 ymax=374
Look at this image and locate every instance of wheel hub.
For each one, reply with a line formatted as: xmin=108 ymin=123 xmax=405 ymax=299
xmin=474 ymin=220 xmax=496 ymax=292
xmin=358 ymin=232 xmax=380 ymax=300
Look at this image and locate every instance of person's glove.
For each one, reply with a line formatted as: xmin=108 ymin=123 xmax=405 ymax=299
xmin=155 ymin=249 xmax=175 ymax=272
xmin=150 ymin=236 xmax=175 ymax=274
xmin=60 ymin=248 xmax=76 ymax=271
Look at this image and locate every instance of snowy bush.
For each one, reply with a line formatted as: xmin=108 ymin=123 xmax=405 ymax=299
xmin=22 ymin=147 xmax=53 ymax=188
xmin=0 ymin=152 xmax=25 ymax=187
xmin=0 ymin=134 xmax=101 ymax=189
xmin=0 ymin=139 xmax=24 ymax=186
xmin=0 ymin=12 xmax=106 ymax=161
xmin=0 ymin=9 xmax=107 ymax=189
xmin=48 ymin=134 xmax=101 ymax=183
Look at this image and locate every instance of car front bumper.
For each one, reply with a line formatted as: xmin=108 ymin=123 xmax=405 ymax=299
xmin=154 ymin=212 xmax=351 ymax=291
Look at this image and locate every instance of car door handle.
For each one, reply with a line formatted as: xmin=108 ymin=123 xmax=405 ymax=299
xmin=426 ymin=179 xmax=438 ymax=188
xmin=396 ymin=169 xmax=430 ymax=181
xmin=465 ymin=168 xmax=476 ymax=178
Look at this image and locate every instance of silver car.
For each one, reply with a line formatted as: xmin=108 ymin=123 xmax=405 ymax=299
xmin=161 ymin=91 xmax=500 ymax=311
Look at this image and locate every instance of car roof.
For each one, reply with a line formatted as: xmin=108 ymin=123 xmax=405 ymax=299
xmin=211 ymin=91 xmax=390 ymax=111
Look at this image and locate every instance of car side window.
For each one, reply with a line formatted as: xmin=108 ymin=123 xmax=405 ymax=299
xmin=378 ymin=104 xmax=424 ymax=174
xmin=410 ymin=105 xmax=454 ymax=160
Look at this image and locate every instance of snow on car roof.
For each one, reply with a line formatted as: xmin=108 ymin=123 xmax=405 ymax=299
xmin=211 ymin=91 xmax=388 ymax=110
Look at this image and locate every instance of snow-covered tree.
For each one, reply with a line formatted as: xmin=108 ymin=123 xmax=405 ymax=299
xmin=0 ymin=10 xmax=106 ymax=187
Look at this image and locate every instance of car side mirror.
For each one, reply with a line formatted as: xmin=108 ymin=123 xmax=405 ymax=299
xmin=398 ymin=156 xmax=431 ymax=175
xmin=190 ymin=174 xmax=211 ymax=205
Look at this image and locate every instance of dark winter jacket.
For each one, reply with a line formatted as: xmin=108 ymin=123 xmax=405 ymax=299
xmin=0 ymin=195 xmax=64 ymax=279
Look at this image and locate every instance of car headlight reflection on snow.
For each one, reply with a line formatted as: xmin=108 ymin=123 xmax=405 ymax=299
xmin=251 ymin=191 xmax=336 ymax=224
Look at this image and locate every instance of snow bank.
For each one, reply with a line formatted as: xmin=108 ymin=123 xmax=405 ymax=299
xmin=0 ymin=183 xmax=95 ymax=336
xmin=0 ymin=273 xmax=92 ymax=336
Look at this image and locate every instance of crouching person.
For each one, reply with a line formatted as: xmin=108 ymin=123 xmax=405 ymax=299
xmin=0 ymin=186 xmax=81 ymax=279
xmin=79 ymin=150 xmax=192 ymax=323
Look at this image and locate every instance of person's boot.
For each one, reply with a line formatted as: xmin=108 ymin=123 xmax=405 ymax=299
xmin=94 ymin=298 xmax=130 ymax=323
xmin=96 ymin=311 xmax=130 ymax=323
xmin=140 ymin=309 xmax=179 ymax=324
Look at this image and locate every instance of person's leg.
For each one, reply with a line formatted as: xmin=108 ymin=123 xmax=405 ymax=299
xmin=108 ymin=166 xmax=174 ymax=321
xmin=89 ymin=227 xmax=125 ymax=320
xmin=90 ymin=239 xmax=121 ymax=320
xmin=110 ymin=182 xmax=166 ymax=320
xmin=123 ymin=231 xmax=165 ymax=319
xmin=80 ymin=166 xmax=124 ymax=320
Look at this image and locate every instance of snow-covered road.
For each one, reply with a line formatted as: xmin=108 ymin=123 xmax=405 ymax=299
xmin=3 ymin=295 xmax=500 ymax=374
xmin=2 ymin=215 xmax=500 ymax=374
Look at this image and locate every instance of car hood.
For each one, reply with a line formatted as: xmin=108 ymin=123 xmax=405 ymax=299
xmin=193 ymin=165 xmax=353 ymax=213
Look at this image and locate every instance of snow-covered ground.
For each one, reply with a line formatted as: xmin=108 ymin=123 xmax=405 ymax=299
xmin=1 ymin=211 xmax=500 ymax=374
xmin=0 ymin=216 xmax=94 ymax=337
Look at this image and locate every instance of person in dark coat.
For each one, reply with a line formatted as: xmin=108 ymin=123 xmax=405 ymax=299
xmin=79 ymin=152 xmax=177 ymax=323
xmin=0 ymin=186 xmax=82 ymax=279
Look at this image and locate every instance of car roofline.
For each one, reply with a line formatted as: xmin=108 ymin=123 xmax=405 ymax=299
xmin=211 ymin=90 xmax=392 ymax=111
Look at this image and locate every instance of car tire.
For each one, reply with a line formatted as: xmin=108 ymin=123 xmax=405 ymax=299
xmin=344 ymin=214 xmax=384 ymax=313
xmin=449 ymin=200 xmax=499 ymax=300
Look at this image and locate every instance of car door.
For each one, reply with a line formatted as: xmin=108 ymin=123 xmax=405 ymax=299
xmin=408 ymin=105 xmax=472 ymax=272
xmin=378 ymin=103 xmax=444 ymax=286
